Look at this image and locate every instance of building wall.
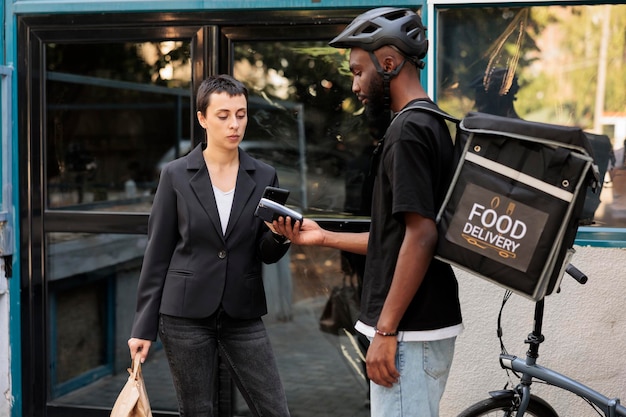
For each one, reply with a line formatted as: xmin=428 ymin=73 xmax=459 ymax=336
xmin=0 ymin=68 xmax=15 ymax=417
xmin=0 ymin=268 xmax=10 ymax=417
xmin=442 ymin=245 xmax=626 ymax=415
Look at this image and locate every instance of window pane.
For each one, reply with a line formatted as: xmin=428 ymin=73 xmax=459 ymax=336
xmin=45 ymin=42 xmax=192 ymax=211
xmin=234 ymin=41 xmax=375 ymax=217
xmin=232 ymin=39 xmax=372 ymax=416
xmin=437 ymin=4 xmax=626 ymax=227
xmin=46 ymin=232 xmax=156 ymax=401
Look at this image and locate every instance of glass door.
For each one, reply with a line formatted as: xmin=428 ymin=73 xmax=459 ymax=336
xmin=20 ymin=9 xmax=378 ymax=417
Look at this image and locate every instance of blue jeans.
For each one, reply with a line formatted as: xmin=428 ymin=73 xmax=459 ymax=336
xmin=159 ymin=311 xmax=290 ymax=417
xmin=370 ymin=337 xmax=456 ymax=417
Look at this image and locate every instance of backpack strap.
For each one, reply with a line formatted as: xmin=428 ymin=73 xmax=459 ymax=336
xmin=376 ymin=101 xmax=460 ymax=164
xmin=393 ymin=100 xmax=460 ymax=126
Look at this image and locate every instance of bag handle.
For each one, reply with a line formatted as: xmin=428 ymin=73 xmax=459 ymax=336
xmin=130 ymin=355 xmax=142 ymax=381
xmin=342 ymin=272 xmax=358 ymax=288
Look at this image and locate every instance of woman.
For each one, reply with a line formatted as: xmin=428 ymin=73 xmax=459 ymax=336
xmin=128 ymin=74 xmax=291 ymax=417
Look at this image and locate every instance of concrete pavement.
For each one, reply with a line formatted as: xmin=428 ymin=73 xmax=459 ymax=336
xmin=52 ymin=296 xmax=371 ymax=417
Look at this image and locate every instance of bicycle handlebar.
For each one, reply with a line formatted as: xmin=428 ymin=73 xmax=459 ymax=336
xmin=565 ymin=264 xmax=588 ymax=284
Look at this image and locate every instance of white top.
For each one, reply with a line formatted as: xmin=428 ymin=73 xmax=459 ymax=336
xmin=213 ymin=185 xmax=235 ymax=235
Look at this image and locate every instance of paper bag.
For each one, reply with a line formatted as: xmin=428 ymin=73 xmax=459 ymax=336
xmin=110 ymin=355 xmax=153 ymax=417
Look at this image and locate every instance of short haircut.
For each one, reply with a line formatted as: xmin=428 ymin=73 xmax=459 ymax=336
xmin=196 ymin=74 xmax=248 ymax=114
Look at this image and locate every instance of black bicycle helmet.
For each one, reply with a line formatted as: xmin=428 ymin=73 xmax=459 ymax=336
xmin=329 ymin=7 xmax=428 ymax=59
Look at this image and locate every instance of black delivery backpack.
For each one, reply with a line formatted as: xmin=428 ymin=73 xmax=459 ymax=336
xmin=433 ymin=112 xmax=599 ymax=301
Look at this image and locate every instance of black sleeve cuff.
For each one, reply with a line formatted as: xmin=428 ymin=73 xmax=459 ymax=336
xmin=272 ymin=233 xmax=291 ymax=244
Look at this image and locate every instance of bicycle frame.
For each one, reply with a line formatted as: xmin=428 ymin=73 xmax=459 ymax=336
xmin=498 ymin=299 xmax=626 ymax=417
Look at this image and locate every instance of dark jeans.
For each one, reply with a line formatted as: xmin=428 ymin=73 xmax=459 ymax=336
xmin=159 ymin=311 xmax=290 ymax=417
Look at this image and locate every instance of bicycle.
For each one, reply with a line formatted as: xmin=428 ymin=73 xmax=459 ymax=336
xmin=457 ymin=264 xmax=626 ymax=417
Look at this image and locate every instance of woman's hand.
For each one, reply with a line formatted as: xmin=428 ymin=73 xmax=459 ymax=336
xmin=128 ymin=338 xmax=152 ymax=363
xmin=264 ymin=221 xmax=278 ymax=234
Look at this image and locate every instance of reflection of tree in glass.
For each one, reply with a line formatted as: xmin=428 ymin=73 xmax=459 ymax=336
xmin=45 ymin=41 xmax=192 ymax=206
xmin=47 ymin=42 xmax=190 ymax=87
xmin=234 ymin=41 xmax=362 ymax=151
xmin=480 ymin=9 xmax=529 ymax=95
xmin=470 ymin=67 xmax=521 ymax=119
xmin=248 ymin=100 xmax=300 ymax=148
xmin=439 ymin=4 xmax=626 ymax=129
xmin=521 ymin=5 xmax=626 ymax=125
xmin=437 ymin=7 xmax=537 ymax=112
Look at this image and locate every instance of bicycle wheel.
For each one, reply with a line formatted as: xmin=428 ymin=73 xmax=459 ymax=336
xmin=458 ymin=395 xmax=559 ymax=417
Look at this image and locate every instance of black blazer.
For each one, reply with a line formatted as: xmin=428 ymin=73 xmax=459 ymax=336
xmin=131 ymin=144 xmax=290 ymax=341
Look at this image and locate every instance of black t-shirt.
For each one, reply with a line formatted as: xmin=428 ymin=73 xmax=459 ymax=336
xmin=360 ymin=99 xmax=462 ymax=332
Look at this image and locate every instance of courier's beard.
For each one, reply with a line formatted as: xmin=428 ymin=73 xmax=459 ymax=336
xmin=365 ymin=76 xmax=391 ymax=140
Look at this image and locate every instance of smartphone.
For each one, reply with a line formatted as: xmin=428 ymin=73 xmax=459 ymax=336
xmin=262 ymin=186 xmax=290 ymax=205
xmin=255 ymin=198 xmax=303 ymax=224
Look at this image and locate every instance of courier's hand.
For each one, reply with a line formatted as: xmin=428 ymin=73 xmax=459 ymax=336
xmin=366 ymin=335 xmax=400 ymax=387
xmin=273 ymin=217 xmax=324 ymax=246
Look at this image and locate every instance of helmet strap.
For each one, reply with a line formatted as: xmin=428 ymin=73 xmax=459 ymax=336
xmin=368 ymin=51 xmax=406 ymax=112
